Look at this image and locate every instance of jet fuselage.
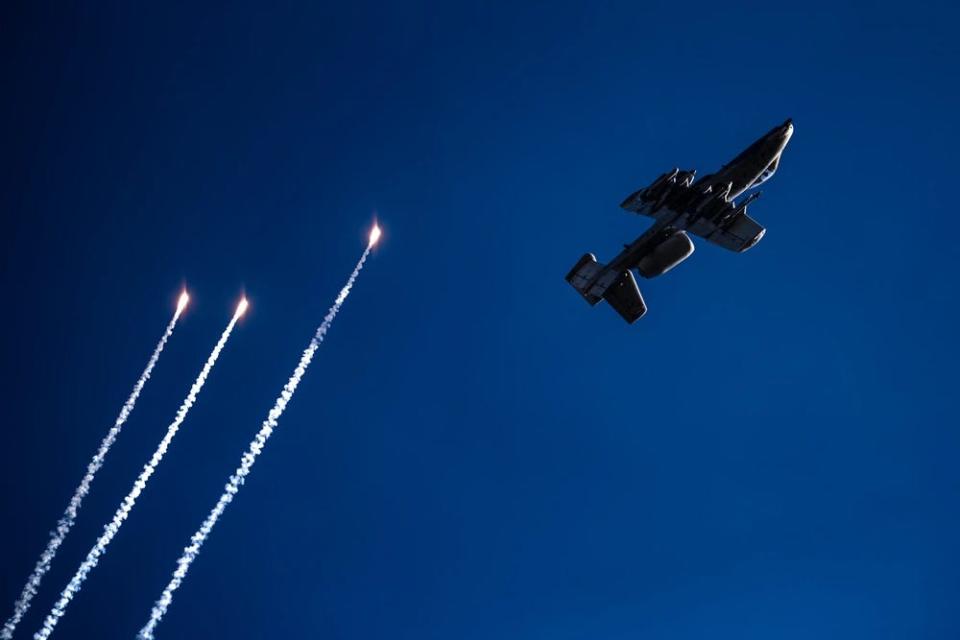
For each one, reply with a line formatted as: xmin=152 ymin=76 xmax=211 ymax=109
xmin=696 ymin=118 xmax=794 ymax=200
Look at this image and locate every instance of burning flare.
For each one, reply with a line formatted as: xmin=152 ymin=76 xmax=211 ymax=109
xmin=176 ymin=291 xmax=190 ymax=316
xmin=368 ymin=223 xmax=382 ymax=247
xmin=236 ymin=298 xmax=249 ymax=318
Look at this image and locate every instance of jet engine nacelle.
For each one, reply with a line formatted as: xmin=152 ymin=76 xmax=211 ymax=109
xmin=636 ymin=230 xmax=695 ymax=278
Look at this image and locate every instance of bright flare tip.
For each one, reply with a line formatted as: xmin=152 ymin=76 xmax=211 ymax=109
xmin=368 ymin=223 xmax=382 ymax=247
xmin=176 ymin=292 xmax=190 ymax=315
xmin=236 ymin=298 xmax=249 ymax=317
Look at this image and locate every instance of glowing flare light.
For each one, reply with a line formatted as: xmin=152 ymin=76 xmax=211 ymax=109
xmin=176 ymin=291 xmax=190 ymax=316
xmin=368 ymin=223 xmax=382 ymax=247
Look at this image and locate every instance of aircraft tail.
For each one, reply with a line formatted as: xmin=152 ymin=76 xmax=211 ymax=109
xmin=566 ymin=253 xmax=605 ymax=305
xmin=566 ymin=254 xmax=647 ymax=323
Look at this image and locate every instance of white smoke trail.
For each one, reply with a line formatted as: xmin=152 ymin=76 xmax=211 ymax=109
xmin=33 ymin=302 xmax=245 ymax=640
xmin=138 ymin=246 xmax=372 ymax=640
xmin=2 ymin=296 xmax=187 ymax=640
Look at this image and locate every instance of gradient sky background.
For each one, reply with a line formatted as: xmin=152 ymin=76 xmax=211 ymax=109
xmin=2 ymin=2 xmax=959 ymax=639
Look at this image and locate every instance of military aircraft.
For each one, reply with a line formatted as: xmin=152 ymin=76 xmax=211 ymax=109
xmin=566 ymin=119 xmax=794 ymax=323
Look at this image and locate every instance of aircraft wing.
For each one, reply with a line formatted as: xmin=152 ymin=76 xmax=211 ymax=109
xmin=685 ymin=211 xmax=765 ymax=253
xmin=622 ymin=171 xmax=766 ymax=253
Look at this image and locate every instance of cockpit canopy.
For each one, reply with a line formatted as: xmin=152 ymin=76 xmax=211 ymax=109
xmin=748 ymin=154 xmax=780 ymax=190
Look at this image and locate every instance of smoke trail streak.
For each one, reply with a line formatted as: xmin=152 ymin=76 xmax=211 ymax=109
xmin=2 ymin=299 xmax=187 ymax=640
xmin=34 ymin=303 xmax=245 ymax=640
xmin=138 ymin=246 xmax=372 ymax=640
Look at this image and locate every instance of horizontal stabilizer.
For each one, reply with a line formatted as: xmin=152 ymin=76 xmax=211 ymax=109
xmin=604 ymin=270 xmax=647 ymax=323
xmin=566 ymin=254 xmax=647 ymax=323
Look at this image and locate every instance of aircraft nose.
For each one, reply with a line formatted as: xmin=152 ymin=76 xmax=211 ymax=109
xmin=781 ymin=118 xmax=794 ymax=140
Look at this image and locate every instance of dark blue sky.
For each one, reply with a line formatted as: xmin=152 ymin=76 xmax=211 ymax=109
xmin=2 ymin=1 xmax=958 ymax=638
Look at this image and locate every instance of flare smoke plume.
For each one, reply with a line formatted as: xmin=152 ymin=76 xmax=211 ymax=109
xmin=138 ymin=245 xmax=372 ymax=640
xmin=1 ymin=294 xmax=188 ymax=640
xmin=33 ymin=299 xmax=245 ymax=640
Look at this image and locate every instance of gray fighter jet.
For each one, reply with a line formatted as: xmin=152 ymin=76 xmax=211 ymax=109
xmin=566 ymin=119 xmax=794 ymax=323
